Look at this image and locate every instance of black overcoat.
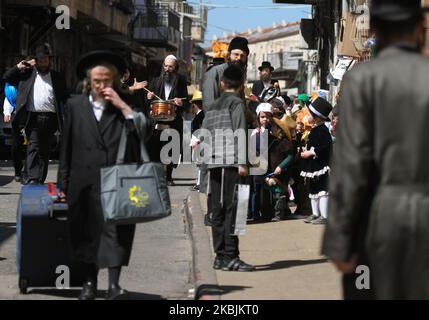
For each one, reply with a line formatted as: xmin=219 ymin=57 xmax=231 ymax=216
xmin=58 ymin=94 xmax=151 ymax=267
xmin=147 ymin=74 xmax=188 ymax=163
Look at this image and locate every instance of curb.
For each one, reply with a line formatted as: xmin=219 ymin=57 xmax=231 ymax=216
xmin=183 ymin=191 xmax=221 ymax=300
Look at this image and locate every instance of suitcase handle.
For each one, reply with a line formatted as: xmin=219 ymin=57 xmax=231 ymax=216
xmin=48 ymin=182 xmax=58 ymax=199
xmin=47 ymin=182 xmax=67 ymax=203
xmin=40 ymin=191 xmax=68 ymax=220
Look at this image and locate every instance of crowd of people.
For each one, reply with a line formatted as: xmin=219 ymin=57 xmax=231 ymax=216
xmin=1 ymin=35 xmax=337 ymax=296
xmin=3 ymin=0 xmax=429 ymax=301
xmin=185 ymin=35 xmax=338 ymax=273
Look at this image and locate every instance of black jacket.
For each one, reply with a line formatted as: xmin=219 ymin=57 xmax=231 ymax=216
xmin=251 ymin=79 xmax=277 ymax=98
xmin=3 ymin=66 xmax=68 ymax=131
xmin=58 ymin=94 xmax=152 ymax=265
xmin=149 ymin=73 xmax=188 ymax=102
xmin=191 ymin=110 xmax=205 ymax=133
xmin=148 ymin=73 xmax=188 ymax=131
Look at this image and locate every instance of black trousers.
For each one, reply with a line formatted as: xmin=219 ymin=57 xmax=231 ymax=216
xmin=25 ymin=112 xmax=57 ymax=183
xmin=209 ymin=167 xmax=240 ymax=260
xmin=11 ymin=122 xmax=24 ymax=176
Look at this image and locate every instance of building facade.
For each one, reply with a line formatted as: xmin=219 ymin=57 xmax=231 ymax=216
xmin=1 ymin=0 xmax=207 ymax=91
xmin=208 ymin=21 xmax=310 ymax=95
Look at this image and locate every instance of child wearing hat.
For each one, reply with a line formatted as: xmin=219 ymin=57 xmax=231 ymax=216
xmin=249 ymin=103 xmax=273 ymax=221
xmin=300 ymin=97 xmax=333 ymax=225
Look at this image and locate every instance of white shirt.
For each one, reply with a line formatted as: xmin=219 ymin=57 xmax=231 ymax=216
xmin=3 ymin=98 xmax=14 ymax=116
xmin=89 ymin=94 xmax=106 ymax=122
xmin=27 ymin=71 xmax=56 ymax=113
xmin=89 ymin=94 xmax=134 ymax=122
xmin=164 ymin=82 xmax=172 ymax=100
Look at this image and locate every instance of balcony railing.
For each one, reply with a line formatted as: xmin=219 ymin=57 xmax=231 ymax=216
xmin=133 ymin=4 xmax=181 ymax=49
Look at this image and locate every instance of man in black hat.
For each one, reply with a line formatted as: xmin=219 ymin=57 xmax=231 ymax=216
xmin=251 ymin=61 xmax=277 ymax=104
xmin=322 ymin=0 xmax=429 ymax=299
xmin=58 ymin=50 xmax=152 ymax=300
xmin=199 ymin=37 xmax=251 ymax=226
xmin=203 ymin=36 xmax=249 ymax=107
xmin=3 ymin=43 xmax=68 ymax=184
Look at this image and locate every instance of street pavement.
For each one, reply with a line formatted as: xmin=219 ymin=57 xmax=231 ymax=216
xmin=0 ymin=161 xmax=342 ymax=300
xmin=187 ymin=183 xmax=343 ymax=300
xmin=0 ymin=162 xmax=195 ymax=300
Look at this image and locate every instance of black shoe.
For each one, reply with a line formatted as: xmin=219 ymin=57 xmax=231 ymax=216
xmin=271 ymin=216 xmax=281 ymax=222
xmin=222 ymin=257 xmax=255 ymax=272
xmin=213 ymin=256 xmax=223 ymax=270
xmin=247 ymin=217 xmax=263 ymax=224
xmin=14 ymin=175 xmax=22 ymax=183
xmin=78 ymin=281 xmax=97 ymax=300
xmin=204 ymin=213 xmax=213 ymax=226
xmin=106 ymin=285 xmax=128 ymax=300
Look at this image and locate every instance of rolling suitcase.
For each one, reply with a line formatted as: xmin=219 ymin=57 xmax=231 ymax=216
xmin=16 ymin=183 xmax=85 ymax=294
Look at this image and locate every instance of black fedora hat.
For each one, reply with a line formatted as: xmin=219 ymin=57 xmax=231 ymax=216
xmin=76 ymin=50 xmax=128 ymax=79
xmin=258 ymin=61 xmax=274 ymax=72
xmin=308 ymin=97 xmax=333 ymax=122
xmin=35 ymin=43 xmax=53 ymax=59
xmin=371 ymin=0 xmax=429 ymax=22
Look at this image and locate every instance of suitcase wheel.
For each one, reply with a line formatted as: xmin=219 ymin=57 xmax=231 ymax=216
xmin=19 ymin=277 xmax=28 ymax=295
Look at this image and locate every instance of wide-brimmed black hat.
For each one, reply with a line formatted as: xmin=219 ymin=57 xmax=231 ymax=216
xmin=228 ymin=37 xmax=250 ymax=55
xmin=371 ymin=0 xmax=429 ymax=22
xmin=308 ymin=97 xmax=333 ymax=122
xmin=76 ymin=50 xmax=128 ymax=79
xmin=258 ymin=61 xmax=274 ymax=72
xmin=35 ymin=43 xmax=52 ymax=59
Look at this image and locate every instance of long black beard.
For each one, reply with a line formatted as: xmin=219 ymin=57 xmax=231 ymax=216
xmin=228 ymin=60 xmax=246 ymax=70
xmin=261 ymin=74 xmax=271 ymax=82
xmin=162 ymin=71 xmax=177 ymax=84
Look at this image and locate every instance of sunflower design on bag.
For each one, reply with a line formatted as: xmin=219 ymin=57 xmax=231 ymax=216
xmin=129 ymin=185 xmax=150 ymax=208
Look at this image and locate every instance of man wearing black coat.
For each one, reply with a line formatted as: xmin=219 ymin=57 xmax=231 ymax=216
xmin=146 ymin=55 xmax=189 ymax=185
xmin=251 ymin=61 xmax=277 ymax=106
xmin=3 ymin=43 xmax=68 ymax=184
xmin=58 ymin=50 xmax=152 ymax=300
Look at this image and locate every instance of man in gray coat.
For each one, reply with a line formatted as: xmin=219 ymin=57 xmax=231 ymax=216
xmin=202 ymin=36 xmax=249 ymax=108
xmin=322 ymin=0 xmax=429 ymax=299
xmin=199 ymin=37 xmax=250 ymax=225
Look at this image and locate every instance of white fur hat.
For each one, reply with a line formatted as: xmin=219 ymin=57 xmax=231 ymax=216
xmin=256 ymin=103 xmax=273 ymax=115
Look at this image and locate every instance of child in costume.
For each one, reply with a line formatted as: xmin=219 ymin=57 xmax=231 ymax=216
xmin=300 ymin=97 xmax=333 ymax=225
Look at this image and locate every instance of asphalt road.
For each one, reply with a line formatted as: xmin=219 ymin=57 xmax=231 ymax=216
xmin=0 ymin=162 xmax=197 ymax=300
